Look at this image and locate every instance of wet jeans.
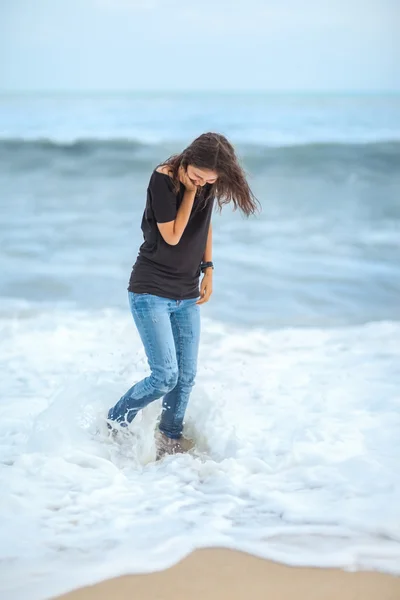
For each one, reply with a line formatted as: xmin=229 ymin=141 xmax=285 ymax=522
xmin=108 ymin=292 xmax=201 ymax=439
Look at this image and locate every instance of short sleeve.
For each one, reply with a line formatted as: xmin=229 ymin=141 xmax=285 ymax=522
xmin=149 ymin=172 xmax=178 ymax=223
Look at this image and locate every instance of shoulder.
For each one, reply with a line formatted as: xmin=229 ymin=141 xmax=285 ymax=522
xmin=149 ymin=166 xmax=178 ymax=196
xmin=150 ymin=166 xmax=175 ymax=187
xmin=155 ymin=165 xmax=173 ymax=177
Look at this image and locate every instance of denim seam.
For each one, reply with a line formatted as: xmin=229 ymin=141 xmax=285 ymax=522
xmin=169 ymin=310 xmax=184 ymax=431
xmin=132 ymin=294 xmax=156 ymax=371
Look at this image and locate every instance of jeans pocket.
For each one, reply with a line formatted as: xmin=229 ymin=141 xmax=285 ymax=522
xmin=129 ymin=292 xmax=150 ymax=303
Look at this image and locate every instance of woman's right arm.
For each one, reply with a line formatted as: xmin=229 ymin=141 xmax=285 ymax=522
xmin=157 ymin=167 xmax=197 ymax=246
xmin=157 ymin=188 xmax=196 ymax=246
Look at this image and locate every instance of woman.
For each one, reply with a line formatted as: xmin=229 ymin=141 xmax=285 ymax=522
xmin=107 ymin=132 xmax=258 ymax=459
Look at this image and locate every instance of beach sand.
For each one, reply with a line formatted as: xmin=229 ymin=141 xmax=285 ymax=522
xmin=55 ymin=548 xmax=400 ymax=600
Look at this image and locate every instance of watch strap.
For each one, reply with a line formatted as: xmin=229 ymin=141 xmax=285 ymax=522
xmin=201 ymin=261 xmax=214 ymax=272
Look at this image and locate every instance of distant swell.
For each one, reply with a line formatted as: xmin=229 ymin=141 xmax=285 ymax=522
xmin=1 ymin=138 xmax=400 ymax=176
xmin=0 ymin=137 xmax=145 ymax=153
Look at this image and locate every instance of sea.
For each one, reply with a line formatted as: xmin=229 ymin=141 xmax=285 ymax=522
xmin=1 ymin=92 xmax=399 ymax=599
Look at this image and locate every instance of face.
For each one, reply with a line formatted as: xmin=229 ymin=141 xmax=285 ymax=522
xmin=186 ymin=165 xmax=218 ymax=187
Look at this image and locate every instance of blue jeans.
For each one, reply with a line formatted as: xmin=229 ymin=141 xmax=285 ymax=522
xmin=108 ymin=292 xmax=201 ymax=439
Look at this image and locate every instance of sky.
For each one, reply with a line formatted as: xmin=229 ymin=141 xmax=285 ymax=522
xmin=0 ymin=0 xmax=399 ymax=92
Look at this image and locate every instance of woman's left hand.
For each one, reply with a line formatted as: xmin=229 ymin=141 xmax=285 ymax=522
xmin=196 ymin=272 xmax=213 ymax=305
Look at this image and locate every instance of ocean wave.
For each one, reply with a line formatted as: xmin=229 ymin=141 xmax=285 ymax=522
xmin=1 ymin=307 xmax=400 ymax=600
xmin=1 ymin=137 xmax=400 ymax=176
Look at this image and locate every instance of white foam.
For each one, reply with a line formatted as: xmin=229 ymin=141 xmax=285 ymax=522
xmin=1 ymin=308 xmax=399 ymax=599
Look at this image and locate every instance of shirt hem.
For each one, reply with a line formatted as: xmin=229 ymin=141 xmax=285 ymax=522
xmin=127 ymin=284 xmax=200 ymax=301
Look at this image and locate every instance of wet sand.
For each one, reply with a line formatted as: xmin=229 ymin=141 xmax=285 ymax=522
xmin=55 ymin=548 xmax=400 ymax=600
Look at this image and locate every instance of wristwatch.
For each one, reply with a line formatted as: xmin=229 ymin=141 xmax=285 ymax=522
xmin=200 ymin=261 xmax=214 ymax=273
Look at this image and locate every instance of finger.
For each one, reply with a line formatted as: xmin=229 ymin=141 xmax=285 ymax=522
xmin=196 ymin=291 xmax=206 ymax=305
xmin=196 ymin=291 xmax=211 ymax=305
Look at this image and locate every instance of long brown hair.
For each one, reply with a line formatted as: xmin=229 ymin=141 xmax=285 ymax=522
xmin=158 ymin=132 xmax=259 ymax=216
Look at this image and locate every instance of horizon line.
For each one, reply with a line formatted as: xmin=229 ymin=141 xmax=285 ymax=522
xmin=1 ymin=89 xmax=399 ymax=96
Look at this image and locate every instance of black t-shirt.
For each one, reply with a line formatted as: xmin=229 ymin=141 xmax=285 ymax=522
xmin=128 ymin=170 xmax=214 ymax=300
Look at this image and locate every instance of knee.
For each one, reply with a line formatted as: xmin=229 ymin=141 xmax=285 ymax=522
xmin=176 ymin=367 xmax=197 ymax=390
xmin=150 ymin=367 xmax=179 ymax=395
